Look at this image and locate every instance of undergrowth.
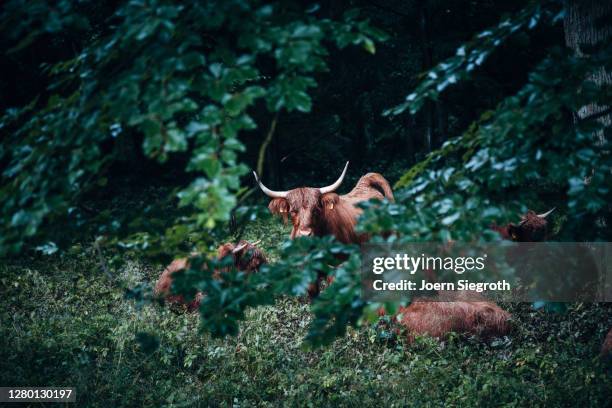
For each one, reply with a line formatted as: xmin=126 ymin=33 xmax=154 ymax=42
xmin=1 ymin=217 xmax=610 ymax=407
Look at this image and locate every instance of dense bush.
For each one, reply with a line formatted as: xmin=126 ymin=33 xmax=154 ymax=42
xmin=1 ymin=218 xmax=610 ymax=407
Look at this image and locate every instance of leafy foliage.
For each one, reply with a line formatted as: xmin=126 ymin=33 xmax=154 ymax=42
xmin=195 ymin=0 xmax=611 ymax=344
xmin=1 ymin=0 xmax=610 ymax=348
xmin=2 ymin=236 xmax=611 ymax=406
xmin=376 ymin=2 xmax=611 ymax=243
xmin=0 ymin=0 xmax=386 ymax=256
xmin=384 ymin=1 xmax=565 ymax=116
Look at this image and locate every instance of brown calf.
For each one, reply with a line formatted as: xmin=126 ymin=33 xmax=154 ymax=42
xmin=154 ymin=240 xmax=267 ymax=311
xmin=396 ymin=292 xmax=511 ymax=342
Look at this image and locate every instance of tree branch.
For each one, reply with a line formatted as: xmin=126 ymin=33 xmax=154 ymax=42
xmin=256 ymin=113 xmax=279 ymax=177
xmin=578 ymin=106 xmax=612 ymax=123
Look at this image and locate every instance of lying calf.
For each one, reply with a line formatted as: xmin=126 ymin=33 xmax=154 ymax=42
xmin=386 ymin=209 xmax=552 ymax=341
xmin=378 ymin=291 xmax=511 ymax=342
xmin=154 ymin=240 xmax=267 ymax=311
xmin=396 ymin=292 xmax=511 ymax=342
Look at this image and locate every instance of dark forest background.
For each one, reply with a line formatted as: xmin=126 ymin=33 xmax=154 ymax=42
xmin=1 ymin=0 xmax=556 ymax=190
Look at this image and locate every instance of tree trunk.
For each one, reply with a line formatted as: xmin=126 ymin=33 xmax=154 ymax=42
xmin=564 ymin=1 xmax=612 ymax=254
xmin=564 ymin=0 xmax=612 ymax=144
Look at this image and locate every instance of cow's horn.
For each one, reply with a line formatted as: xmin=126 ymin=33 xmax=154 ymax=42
xmin=232 ymin=242 xmax=248 ymax=253
xmin=537 ymin=207 xmax=556 ymax=218
xmin=253 ymin=171 xmax=288 ymax=198
xmin=319 ymin=162 xmax=349 ymax=194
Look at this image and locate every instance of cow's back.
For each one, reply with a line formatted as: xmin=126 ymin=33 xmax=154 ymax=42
xmin=398 ymin=298 xmax=511 ymax=340
xmin=342 ymin=172 xmax=394 ymax=205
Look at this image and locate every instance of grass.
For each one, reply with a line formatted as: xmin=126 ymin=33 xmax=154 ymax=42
xmin=1 ymin=217 xmax=611 ymax=407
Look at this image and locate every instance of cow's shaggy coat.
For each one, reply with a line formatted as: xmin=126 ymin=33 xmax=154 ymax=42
xmin=491 ymin=210 xmax=552 ymax=242
xmin=154 ymin=241 xmax=267 ymax=311
xmin=396 ymin=292 xmax=511 ymax=341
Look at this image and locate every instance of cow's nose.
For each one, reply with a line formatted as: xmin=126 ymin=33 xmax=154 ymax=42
xmin=297 ymin=229 xmax=313 ymax=237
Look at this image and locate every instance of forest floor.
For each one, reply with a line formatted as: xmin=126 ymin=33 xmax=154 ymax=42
xmin=1 ymin=216 xmax=611 ymax=407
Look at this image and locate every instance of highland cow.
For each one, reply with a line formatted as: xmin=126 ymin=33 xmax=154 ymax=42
xmin=491 ymin=208 xmax=555 ymax=242
xmin=255 ymin=161 xmax=393 ymax=298
xmin=391 ymin=208 xmax=554 ymax=341
xmin=494 ymin=208 xmax=611 ymax=358
xmin=254 ymin=161 xmax=394 ymax=244
xmin=154 ymin=240 xmax=267 ymax=311
xmin=383 ymin=209 xmax=557 ymax=342
xmin=396 ymin=292 xmax=511 ymax=342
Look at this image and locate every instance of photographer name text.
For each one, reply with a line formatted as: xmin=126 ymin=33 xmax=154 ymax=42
xmin=372 ymin=279 xmax=511 ymax=292
xmin=370 ymin=253 xmax=510 ymax=292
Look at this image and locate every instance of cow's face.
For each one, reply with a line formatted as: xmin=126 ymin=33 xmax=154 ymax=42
xmin=268 ymin=189 xmax=340 ymax=238
xmin=254 ymin=162 xmax=349 ymax=239
xmin=217 ymin=240 xmax=267 ymax=271
xmin=492 ymin=208 xmax=555 ymax=242
xmin=507 ymin=212 xmax=547 ymax=241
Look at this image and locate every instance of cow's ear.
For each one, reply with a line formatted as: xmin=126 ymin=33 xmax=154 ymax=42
xmin=268 ymin=198 xmax=289 ymax=222
xmin=217 ymin=243 xmax=235 ymax=259
xmin=321 ymin=193 xmax=340 ymax=211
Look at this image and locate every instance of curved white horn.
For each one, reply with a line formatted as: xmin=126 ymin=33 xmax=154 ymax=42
xmin=232 ymin=241 xmax=248 ymax=254
xmin=537 ymin=207 xmax=556 ymax=218
xmin=319 ymin=161 xmax=349 ymax=194
xmin=253 ymin=171 xmax=288 ymax=198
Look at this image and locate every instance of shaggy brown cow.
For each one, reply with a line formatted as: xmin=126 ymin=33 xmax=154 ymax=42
xmin=491 ymin=208 xmax=555 ymax=242
xmin=494 ymin=208 xmax=611 ymax=358
xmin=386 ymin=210 xmax=556 ymax=341
xmin=254 ymin=162 xmax=394 ymax=244
xmin=396 ymin=292 xmax=511 ymax=342
xmin=154 ymin=240 xmax=267 ymax=311
xmin=392 ymin=208 xmax=554 ymax=341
